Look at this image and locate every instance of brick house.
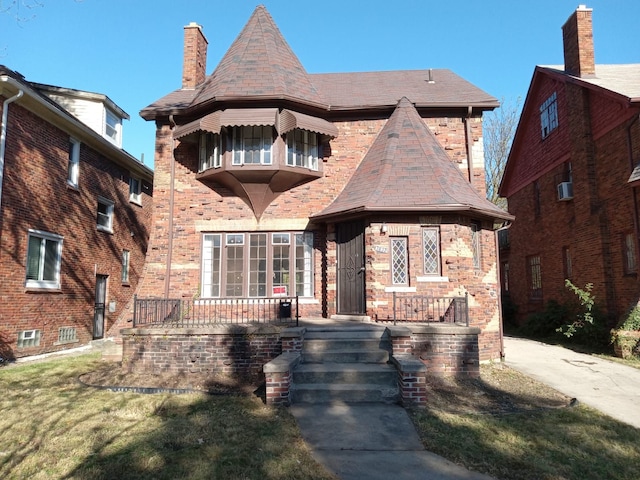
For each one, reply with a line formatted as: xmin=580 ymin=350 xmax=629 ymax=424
xmin=135 ymin=5 xmax=511 ymax=362
xmin=498 ymin=5 xmax=640 ymax=324
xmin=0 ymin=66 xmax=153 ymax=360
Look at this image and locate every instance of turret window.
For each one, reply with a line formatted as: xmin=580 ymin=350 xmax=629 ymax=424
xmin=232 ymin=126 xmax=273 ymax=165
xmin=286 ymin=130 xmax=319 ymax=170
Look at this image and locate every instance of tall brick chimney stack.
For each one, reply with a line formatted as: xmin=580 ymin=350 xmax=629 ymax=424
xmin=182 ymin=22 xmax=208 ymax=89
xmin=562 ymin=5 xmax=595 ymax=77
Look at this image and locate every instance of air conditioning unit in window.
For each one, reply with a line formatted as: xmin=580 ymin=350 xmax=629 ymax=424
xmin=557 ymin=182 xmax=573 ymax=201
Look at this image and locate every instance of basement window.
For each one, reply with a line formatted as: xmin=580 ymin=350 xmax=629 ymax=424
xmin=17 ymin=329 xmax=41 ymax=348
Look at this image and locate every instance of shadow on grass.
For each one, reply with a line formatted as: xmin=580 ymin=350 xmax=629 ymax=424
xmin=0 ymin=355 xmax=335 ymax=480
xmin=410 ymin=370 xmax=640 ymax=480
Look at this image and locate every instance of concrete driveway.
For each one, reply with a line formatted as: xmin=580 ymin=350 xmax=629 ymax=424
xmin=503 ymin=336 xmax=640 ymax=429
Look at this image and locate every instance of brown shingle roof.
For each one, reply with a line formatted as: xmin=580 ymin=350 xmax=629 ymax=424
xmin=313 ymin=97 xmax=512 ymax=221
xmin=140 ymin=7 xmax=498 ymax=120
xmin=311 ymin=70 xmax=498 ymax=110
xmin=192 ymin=5 xmax=325 ymax=108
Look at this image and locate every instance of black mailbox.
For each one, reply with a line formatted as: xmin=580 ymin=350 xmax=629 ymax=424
xmin=279 ymin=300 xmax=292 ymax=319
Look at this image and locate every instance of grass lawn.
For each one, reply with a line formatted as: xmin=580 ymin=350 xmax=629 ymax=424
xmin=0 ymin=354 xmax=337 ymax=480
xmin=410 ymin=365 xmax=640 ymax=480
xmin=2 ymin=353 xmax=639 ymax=480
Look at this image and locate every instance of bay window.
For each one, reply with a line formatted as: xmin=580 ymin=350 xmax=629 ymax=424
xmin=232 ymin=126 xmax=272 ymax=165
xmin=201 ymin=231 xmax=314 ymax=298
xmin=286 ymin=130 xmax=319 ymax=170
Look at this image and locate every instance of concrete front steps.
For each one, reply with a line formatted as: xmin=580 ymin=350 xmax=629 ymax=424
xmin=291 ymin=326 xmax=400 ymax=404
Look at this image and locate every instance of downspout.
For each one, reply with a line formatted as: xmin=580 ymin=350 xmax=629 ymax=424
xmin=627 ymin=113 xmax=640 ymax=281
xmin=0 ymin=86 xmax=24 ymax=213
xmin=164 ymin=115 xmax=176 ymax=298
xmin=495 ymin=225 xmax=509 ymax=360
xmin=464 ymin=106 xmax=474 ymax=183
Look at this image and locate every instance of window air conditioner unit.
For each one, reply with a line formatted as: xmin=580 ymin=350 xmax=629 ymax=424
xmin=557 ymin=182 xmax=573 ymax=201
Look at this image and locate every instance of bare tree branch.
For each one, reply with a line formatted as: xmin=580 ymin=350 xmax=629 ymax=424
xmin=484 ymin=97 xmax=521 ymax=210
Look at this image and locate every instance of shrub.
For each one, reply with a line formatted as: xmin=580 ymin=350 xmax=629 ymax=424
xmin=519 ymin=300 xmax=570 ymax=339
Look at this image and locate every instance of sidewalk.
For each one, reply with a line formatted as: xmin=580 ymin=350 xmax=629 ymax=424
xmin=503 ymin=336 xmax=640 ymax=429
xmin=290 ymin=403 xmax=495 ymax=480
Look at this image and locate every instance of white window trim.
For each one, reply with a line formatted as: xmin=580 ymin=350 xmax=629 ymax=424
xmin=25 ymin=229 xmax=63 ymax=290
xmin=286 ymin=129 xmax=319 ymax=171
xmin=231 ymin=126 xmax=273 ymax=166
xmin=104 ymin=109 xmax=121 ymax=145
xmin=129 ymin=176 xmax=142 ymax=205
xmin=199 ymin=132 xmax=222 ymax=171
xmin=67 ymin=137 xmax=80 ymax=188
xmin=97 ymin=196 xmax=115 ymax=233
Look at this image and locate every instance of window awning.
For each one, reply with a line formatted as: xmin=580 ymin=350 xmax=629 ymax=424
xmin=173 ymin=108 xmax=279 ymax=140
xmin=278 ymin=109 xmax=339 ymax=138
xmin=173 ymin=108 xmax=338 ymax=140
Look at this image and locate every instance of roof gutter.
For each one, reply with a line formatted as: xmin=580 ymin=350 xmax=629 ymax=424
xmin=0 ymin=74 xmax=152 ymax=179
xmin=0 ymin=82 xmax=24 ymax=214
xmin=311 ymin=204 xmax=514 ymax=223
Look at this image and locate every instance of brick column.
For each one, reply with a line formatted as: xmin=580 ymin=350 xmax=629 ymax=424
xmin=263 ymin=351 xmax=301 ymax=406
xmin=392 ymin=354 xmax=428 ymax=407
xmin=280 ymin=327 xmax=305 ymax=353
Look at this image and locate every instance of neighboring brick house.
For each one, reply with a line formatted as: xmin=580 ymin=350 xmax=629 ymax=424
xmin=137 ymin=6 xmax=511 ymax=360
xmin=498 ymin=6 xmax=640 ymax=324
xmin=0 ymin=66 xmax=153 ymax=360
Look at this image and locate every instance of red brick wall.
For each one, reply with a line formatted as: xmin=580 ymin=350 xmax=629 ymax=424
xmin=503 ymin=78 xmax=640 ymax=324
xmin=0 ymin=102 xmax=152 ymax=359
xmin=134 ymin=111 xmax=503 ymax=359
xmin=121 ymin=327 xmax=282 ymax=378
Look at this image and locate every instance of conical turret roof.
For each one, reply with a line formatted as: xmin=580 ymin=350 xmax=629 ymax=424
xmin=314 ymin=97 xmax=512 ymax=221
xmin=192 ymin=5 xmax=326 ymax=108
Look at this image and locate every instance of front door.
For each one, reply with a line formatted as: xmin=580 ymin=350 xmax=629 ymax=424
xmin=93 ymin=275 xmax=107 ymax=339
xmin=336 ymin=221 xmax=366 ymax=314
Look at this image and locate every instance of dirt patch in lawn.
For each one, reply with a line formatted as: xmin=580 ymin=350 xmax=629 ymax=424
xmin=80 ymin=360 xmax=571 ymax=414
xmin=79 ymin=364 xmax=262 ymax=396
xmin=425 ymin=362 xmax=573 ymax=415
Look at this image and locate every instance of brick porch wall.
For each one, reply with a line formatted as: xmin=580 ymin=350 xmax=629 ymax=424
xmin=120 ymin=325 xmax=283 ymax=377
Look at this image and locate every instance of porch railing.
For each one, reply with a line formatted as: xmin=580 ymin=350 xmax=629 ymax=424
xmin=391 ymin=292 xmax=469 ymax=326
xmin=132 ymin=295 xmax=299 ymax=328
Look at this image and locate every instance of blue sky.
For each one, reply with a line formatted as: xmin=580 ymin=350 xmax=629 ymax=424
xmin=2 ymin=0 xmax=639 ymax=169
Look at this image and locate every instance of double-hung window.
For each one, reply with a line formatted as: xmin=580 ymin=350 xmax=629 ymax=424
xmin=201 ymin=231 xmax=314 ymax=298
xmin=97 ymin=197 xmax=114 ymax=233
xmin=105 ymin=109 xmax=120 ymax=145
xmin=232 ymin=126 xmax=272 ymax=165
xmin=286 ymin=130 xmax=319 ymax=170
xmin=26 ymin=230 xmax=63 ymax=289
xmin=129 ymin=176 xmax=142 ymax=205
xmin=67 ymin=138 xmax=80 ymax=187
xmin=199 ymin=132 xmax=222 ymax=171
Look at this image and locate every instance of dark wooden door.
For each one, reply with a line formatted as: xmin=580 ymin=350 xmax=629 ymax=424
xmin=337 ymin=221 xmax=365 ymax=314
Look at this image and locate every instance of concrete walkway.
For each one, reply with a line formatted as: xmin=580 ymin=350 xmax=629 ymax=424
xmin=290 ymin=403 xmax=495 ymax=480
xmin=504 ymin=336 xmax=640 ymax=429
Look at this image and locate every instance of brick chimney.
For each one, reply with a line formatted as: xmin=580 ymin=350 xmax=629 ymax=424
xmin=182 ymin=22 xmax=208 ymax=89
xmin=562 ymin=5 xmax=595 ymax=77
